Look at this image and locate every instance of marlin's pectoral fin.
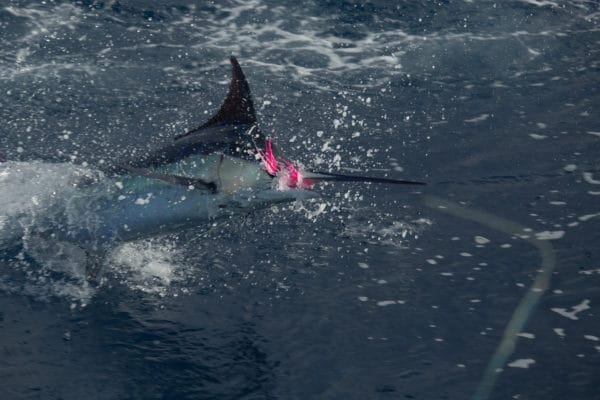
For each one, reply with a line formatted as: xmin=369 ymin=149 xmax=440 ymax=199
xmin=118 ymin=164 xmax=217 ymax=192
xmin=304 ymin=171 xmax=426 ymax=186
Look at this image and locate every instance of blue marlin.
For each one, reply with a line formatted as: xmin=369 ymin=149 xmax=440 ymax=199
xmin=1 ymin=57 xmax=424 ymax=253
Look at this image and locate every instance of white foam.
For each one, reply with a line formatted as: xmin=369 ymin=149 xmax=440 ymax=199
xmin=4 ymin=4 xmax=83 ymax=43
xmin=0 ymin=4 xmax=99 ymax=80
xmin=517 ymin=332 xmax=535 ymax=339
xmin=518 ymin=0 xmax=558 ymax=7
xmin=508 ymin=358 xmax=536 ymax=368
xmin=583 ymin=172 xmax=600 ymax=185
xmin=553 ymin=328 xmax=565 ymax=337
xmin=3 ymin=0 xmax=599 ymax=91
xmin=578 ymin=212 xmax=600 ymax=222
xmin=551 ymin=299 xmax=591 ymax=320
xmin=293 ymin=200 xmax=328 ymax=221
xmin=474 ymin=236 xmax=490 ymax=244
xmin=534 ymin=230 xmax=564 ymax=240
xmin=135 ymin=193 xmax=153 ymax=205
xmin=464 ymin=114 xmax=490 ymax=123
xmin=529 ymin=133 xmax=547 ymax=140
xmin=549 ymin=201 xmax=566 ymax=206
xmin=579 ymin=268 xmax=600 ymax=275
xmin=376 ymin=300 xmax=404 ymax=306
xmin=109 ymin=240 xmax=184 ymax=295
xmin=341 ymin=212 xmax=428 ymax=249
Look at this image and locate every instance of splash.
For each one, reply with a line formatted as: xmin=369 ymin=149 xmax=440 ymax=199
xmin=0 ymin=162 xmax=104 ymax=306
xmin=342 ymin=212 xmax=430 ymax=248
xmin=107 ymin=239 xmax=189 ymax=297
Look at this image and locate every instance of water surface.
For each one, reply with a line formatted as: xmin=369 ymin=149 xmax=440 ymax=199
xmin=1 ymin=1 xmax=599 ymax=399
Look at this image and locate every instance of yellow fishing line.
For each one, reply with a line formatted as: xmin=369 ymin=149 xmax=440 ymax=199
xmin=423 ymin=195 xmax=556 ymax=400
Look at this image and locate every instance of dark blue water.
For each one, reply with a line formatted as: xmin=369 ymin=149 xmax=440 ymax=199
xmin=1 ymin=1 xmax=599 ymax=399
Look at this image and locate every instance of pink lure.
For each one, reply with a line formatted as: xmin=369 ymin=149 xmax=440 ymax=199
xmin=281 ymin=159 xmax=314 ymax=189
xmin=257 ymin=138 xmax=279 ymax=175
xmin=258 ymin=138 xmax=313 ymax=189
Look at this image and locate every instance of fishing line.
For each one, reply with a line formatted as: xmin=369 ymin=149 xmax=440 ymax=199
xmin=423 ymin=195 xmax=556 ymax=400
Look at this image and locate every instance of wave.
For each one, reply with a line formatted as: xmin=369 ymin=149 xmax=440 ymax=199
xmin=1 ymin=1 xmax=598 ymax=87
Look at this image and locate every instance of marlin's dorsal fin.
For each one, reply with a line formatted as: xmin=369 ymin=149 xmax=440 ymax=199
xmin=176 ymin=56 xmax=257 ymax=140
xmin=115 ymin=56 xmax=266 ymax=171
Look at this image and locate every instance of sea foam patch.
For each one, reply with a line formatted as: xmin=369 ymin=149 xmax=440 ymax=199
xmin=108 ymin=240 xmax=187 ymax=296
xmin=551 ymin=299 xmax=591 ymax=320
xmin=507 ymin=358 xmax=535 ymax=368
xmin=534 ymin=230 xmax=565 ymax=240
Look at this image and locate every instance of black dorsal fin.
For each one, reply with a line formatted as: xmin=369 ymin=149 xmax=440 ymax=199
xmin=206 ymin=56 xmax=257 ymax=126
xmin=176 ymin=56 xmax=256 ymax=140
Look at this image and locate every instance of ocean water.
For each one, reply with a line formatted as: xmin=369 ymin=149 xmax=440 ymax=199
xmin=1 ymin=1 xmax=599 ymax=399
